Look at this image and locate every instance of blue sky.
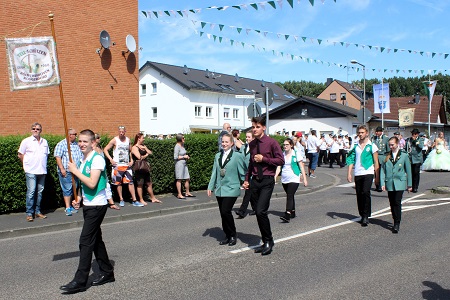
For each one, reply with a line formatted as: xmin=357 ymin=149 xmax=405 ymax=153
xmin=138 ymin=0 xmax=450 ymax=84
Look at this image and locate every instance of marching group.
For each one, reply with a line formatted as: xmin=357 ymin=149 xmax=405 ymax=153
xmin=16 ymin=121 xmax=448 ymax=294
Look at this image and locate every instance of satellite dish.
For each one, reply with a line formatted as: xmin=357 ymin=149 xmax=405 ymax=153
xmin=99 ymin=30 xmax=111 ymax=49
xmin=125 ymin=34 xmax=136 ymax=53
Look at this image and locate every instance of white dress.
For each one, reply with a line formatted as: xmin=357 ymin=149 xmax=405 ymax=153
xmin=422 ymin=141 xmax=450 ymax=171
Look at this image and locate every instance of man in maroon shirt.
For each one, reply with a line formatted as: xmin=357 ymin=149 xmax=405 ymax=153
xmin=243 ymin=117 xmax=284 ymax=255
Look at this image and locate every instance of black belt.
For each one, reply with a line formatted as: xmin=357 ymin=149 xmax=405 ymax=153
xmin=252 ymin=175 xmax=273 ymax=181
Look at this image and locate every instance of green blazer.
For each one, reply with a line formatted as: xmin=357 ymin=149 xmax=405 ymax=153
xmin=405 ymin=137 xmax=424 ymax=164
xmin=239 ymin=143 xmax=251 ymax=171
xmin=208 ymin=150 xmax=245 ymax=197
xmin=372 ymin=134 xmax=389 ymax=164
xmin=380 ymin=151 xmax=412 ymax=191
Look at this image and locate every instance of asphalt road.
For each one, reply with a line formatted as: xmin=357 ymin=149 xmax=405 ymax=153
xmin=1 ymin=168 xmax=450 ymax=299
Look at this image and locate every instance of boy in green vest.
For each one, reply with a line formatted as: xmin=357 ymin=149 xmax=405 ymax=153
xmin=60 ymin=129 xmax=116 ymax=294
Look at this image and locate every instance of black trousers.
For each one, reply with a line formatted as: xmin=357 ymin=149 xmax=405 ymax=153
xmin=318 ymin=149 xmax=328 ymax=166
xmin=74 ymin=205 xmax=113 ymax=285
xmin=387 ymin=190 xmax=403 ymax=224
xmin=250 ymin=177 xmax=275 ymax=242
xmin=411 ymin=163 xmax=421 ymax=190
xmin=329 ymin=153 xmax=343 ymax=167
xmin=282 ymin=182 xmax=299 ymax=212
xmin=216 ymin=197 xmax=238 ymax=238
xmin=354 ymin=174 xmax=374 ymax=218
xmin=238 ymin=189 xmax=255 ymax=213
xmin=339 ymin=149 xmax=347 ymax=165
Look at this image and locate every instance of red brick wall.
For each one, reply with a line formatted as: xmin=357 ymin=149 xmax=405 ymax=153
xmin=0 ymin=1 xmax=139 ymax=136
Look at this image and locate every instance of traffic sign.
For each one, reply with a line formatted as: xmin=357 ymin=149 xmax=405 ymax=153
xmin=247 ymin=103 xmax=261 ymax=118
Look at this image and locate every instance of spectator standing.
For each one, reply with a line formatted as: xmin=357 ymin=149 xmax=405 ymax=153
xmin=131 ymin=133 xmax=161 ymax=205
xmin=231 ymin=129 xmax=244 ymax=151
xmin=54 ymin=128 xmax=83 ymax=216
xmin=347 ymin=125 xmax=379 ymax=227
xmin=174 ymin=134 xmax=194 ymax=199
xmin=306 ymin=130 xmax=320 ymax=178
xmin=18 ymin=122 xmax=49 ymax=222
xmin=218 ymin=123 xmax=231 ymax=151
xmin=242 ymin=117 xmax=284 ymax=256
xmin=103 ymin=126 xmax=141 ymax=207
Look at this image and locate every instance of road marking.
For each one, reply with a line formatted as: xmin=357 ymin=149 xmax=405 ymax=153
xmin=230 ymin=193 xmax=425 ymax=254
xmin=336 ymin=183 xmax=355 ymax=188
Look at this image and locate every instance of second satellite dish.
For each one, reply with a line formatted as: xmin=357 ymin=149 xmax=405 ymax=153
xmin=99 ymin=30 xmax=111 ymax=49
xmin=125 ymin=34 xmax=136 ymax=53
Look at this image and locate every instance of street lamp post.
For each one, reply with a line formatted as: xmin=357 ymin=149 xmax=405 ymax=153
xmin=351 ymin=60 xmax=366 ymax=125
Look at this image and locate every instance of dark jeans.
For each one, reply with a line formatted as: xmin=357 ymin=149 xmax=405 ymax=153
xmin=282 ymin=182 xmax=299 ymax=212
xmin=354 ymin=174 xmax=374 ymax=218
xmin=238 ymin=189 xmax=255 ymax=213
xmin=250 ymin=177 xmax=275 ymax=242
xmin=387 ymin=190 xmax=403 ymax=224
xmin=411 ymin=163 xmax=421 ymax=190
xmin=74 ymin=205 xmax=113 ymax=285
xmin=216 ymin=196 xmax=238 ymax=238
xmin=318 ymin=150 xmax=328 ymax=166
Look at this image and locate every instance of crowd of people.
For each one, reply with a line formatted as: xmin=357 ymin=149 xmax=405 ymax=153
xmin=16 ymin=121 xmax=449 ymax=293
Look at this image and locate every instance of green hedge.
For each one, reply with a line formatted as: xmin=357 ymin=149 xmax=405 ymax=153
xmin=0 ymin=133 xmax=284 ymax=214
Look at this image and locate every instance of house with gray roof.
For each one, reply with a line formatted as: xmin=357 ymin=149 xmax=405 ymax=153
xmin=139 ymin=61 xmax=296 ymax=135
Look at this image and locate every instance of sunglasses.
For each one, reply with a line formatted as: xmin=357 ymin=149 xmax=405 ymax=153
xmin=70 ymin=133 xmax=77 ymax=136
xmin=31 ymin=127 xmax=41 ymax=131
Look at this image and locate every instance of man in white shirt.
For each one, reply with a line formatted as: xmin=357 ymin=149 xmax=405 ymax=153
xmin=61 ymin=129 xmax=116 ymax=294
xmin=18 ymin=122 xmax=49 ymax=222
xmin=306 ymin=130 xmax=321 ymax=178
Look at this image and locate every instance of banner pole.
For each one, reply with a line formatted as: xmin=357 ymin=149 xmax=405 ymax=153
xmin=381 ymin=78 xmax=384 ymax=130
xmin=48 ymin=12 xmax=78 ymax=202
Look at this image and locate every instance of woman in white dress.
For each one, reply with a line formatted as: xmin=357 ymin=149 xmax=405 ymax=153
xmin=422 ymin=131 xmax=450 ymax=171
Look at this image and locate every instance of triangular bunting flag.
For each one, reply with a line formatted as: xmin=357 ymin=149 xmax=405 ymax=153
xmin=268 ymin=1 xmax=276 ymax=9
xmin=287 ymin=0 xmax=294 ymax=8
xmin=250 ymin=3 xmax=258 ymax=10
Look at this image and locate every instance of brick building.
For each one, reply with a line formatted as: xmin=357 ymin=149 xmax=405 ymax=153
xmin=0 ymin=1 xmax=139 ymax=136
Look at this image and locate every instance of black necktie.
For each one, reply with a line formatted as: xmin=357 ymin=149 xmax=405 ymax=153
xmin=256 ymin=139 xmax=263 ymax=179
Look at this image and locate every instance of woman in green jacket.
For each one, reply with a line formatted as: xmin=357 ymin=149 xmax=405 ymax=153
xmin=380 ymin=136 xmax=412 ymax=233
xmin=207 ymin=133 xmax=245 ymax=246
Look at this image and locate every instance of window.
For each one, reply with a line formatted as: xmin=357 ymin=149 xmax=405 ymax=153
xmin=340 ymin=93 xmax=346 ymax=100
xmin=223 ymin=108 xmax=230 ymax=119
xmin=242 ymin=88 xmax=252 ymax=93
xmin=141 ymin=84 xmax=146 ymax=95
xmin=206 ymin=106 xmax=213 ymax=117
xmin=233 ymin=108 xmax=239 ymax=119
xmin=151 ymin=82 xmax=157 ymax=93
xmin=151 ymin=107 xmax=157 ymax=118
xmin=195 ymin=105 xmax=202 ymax=117
xmin=330 ymin=93 xmax=336 ymax=101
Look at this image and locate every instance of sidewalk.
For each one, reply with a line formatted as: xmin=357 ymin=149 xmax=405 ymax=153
xmin=0 ymin=171 xmax=338 ymax=239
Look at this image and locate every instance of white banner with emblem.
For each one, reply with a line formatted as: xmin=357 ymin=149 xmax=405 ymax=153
xmin=398 ymin=108 xmax=415 ymax=127
xmin=5 ymin=36 xmax=60 ymax=91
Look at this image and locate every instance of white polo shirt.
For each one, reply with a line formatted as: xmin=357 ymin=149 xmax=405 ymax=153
xmin=18 ymin=136 xmax=49 ymax=174
xmin=354 ymin=141 xmax=378 ymax=176
xmin=307 ymin=135 xmax=320 ymax=153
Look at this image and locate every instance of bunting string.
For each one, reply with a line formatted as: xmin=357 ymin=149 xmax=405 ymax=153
xmin=140 ymin=0 xmax=336 ymax=19
xmin=189 ymin=19 xmax=449 ymax=60
xmin=147 ymin=18 xmax=447 ymax=75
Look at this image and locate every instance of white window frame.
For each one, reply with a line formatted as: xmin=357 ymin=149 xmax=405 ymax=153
xmin=330 ymin=93 xmax=336 ymax=101
xmin=206 ymin=106 xmax=213 ymax=118
xmin=195 ymin=105 xmax=202 ymax=117
xmin=233 ymin=108 xmax=239 ymax=119
xmin=151 ymin=107 xmax=157 ymax=119
xmin=141 ymin=84 xmax=146 ymax=95
xmin=223 ymin=108 xmax=230 ymax=119
xmin=151 ymin=82 xmax=157 ymax=94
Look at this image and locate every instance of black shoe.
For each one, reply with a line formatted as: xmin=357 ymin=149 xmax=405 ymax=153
xmin=280 ymin=212 xmax=291 ymax=223
xmin=254 ymin=244 xmax=264 ymax=253
xmin=290 ymin=210 xmax=296 ymax=219
xmin=235 ymin=210 xmax=246 ymax=219
xmin=361 ymin=217 xmax=369 ymax=227
xmin=261 ymin=240 xmax=274 ymax=256
xmin=228 ymin=236 xmax=237 ymax=246
xmin=219 ymin=238 xmax=231 ymax=245
xmin=248 ymin=210 xmax=256 ymax=216
xmin=392 ymin=224 xmax=400 ymax=234
xmin=60 ymin=281 xmax=86 ymax=294
xmin=91 ymin=273 xmax=115 ymax=286
xmin=412 ymin=189 xmax=418 ymax=193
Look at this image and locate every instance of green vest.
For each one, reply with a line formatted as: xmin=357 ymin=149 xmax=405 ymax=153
xmin=283 ymin=150 xmax=301 ymax=176
xmin=81 ymin=151 xmax=107 ymax=201
xmin=346 ymin=143 xmax=374 ymax=170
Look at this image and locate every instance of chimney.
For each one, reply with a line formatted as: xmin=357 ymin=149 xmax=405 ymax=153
xmin=414 ymin=93 xmax=420 ymax=104
xmin=326 ymin=78 xmax=333 ymax=86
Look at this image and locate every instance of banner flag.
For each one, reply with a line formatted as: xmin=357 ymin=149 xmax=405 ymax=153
xmin=5 ymin=37 xmax=60 ymax=91
xmin=423 ymin=80 xmax=437 ymax=104
xmin=398 ymin=108 xmax=415 ymax=126
xmin=373 ymin=83 xmax=390 ymax=113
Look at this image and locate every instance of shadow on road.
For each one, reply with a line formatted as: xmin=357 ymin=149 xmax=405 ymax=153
xmin=422 ymin=280 xmax=450 ymax=299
